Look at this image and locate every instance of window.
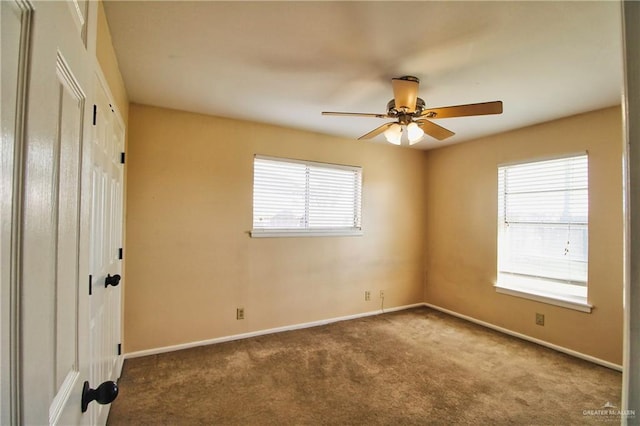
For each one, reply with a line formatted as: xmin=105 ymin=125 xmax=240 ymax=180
xmin=496 ymin=154 xmax=590 ymax=312
xmin=251 ymin=155 xmax=362 ymax=237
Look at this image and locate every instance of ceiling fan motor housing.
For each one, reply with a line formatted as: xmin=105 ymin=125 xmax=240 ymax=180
xmin=387 ymin=98 xmax=427 ymax=121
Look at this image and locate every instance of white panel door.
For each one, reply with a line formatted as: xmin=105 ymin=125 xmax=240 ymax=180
xmin=87 ymin=75 xmax=125 ymax=426
xmin=14 ymin=0 xmax=115 ymax=424
xmin=50 ymin=51 xmax=88 ymax=425
xmin=5 ymin=1 xmax=124 ymax=422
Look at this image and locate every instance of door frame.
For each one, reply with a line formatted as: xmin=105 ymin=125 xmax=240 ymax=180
xmin=0 ymin=1 xmax=33 ymax=424
xmin=621 ymin=0 xmax=640 ymax=417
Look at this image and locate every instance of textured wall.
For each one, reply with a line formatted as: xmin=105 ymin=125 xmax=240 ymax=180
xmin=423 ymin=107 xmax=624 ymax=364
xmin=124 ymin=104 xmax=427 ymax=352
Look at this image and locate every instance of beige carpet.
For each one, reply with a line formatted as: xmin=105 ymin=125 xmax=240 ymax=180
xmin=107 ymin=307 xmax=621 ymax=425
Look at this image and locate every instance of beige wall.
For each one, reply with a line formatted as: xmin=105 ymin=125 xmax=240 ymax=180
xmin=96 ymin=1 xmax=128 ymax=124
xmin=123 ymin=101 xmax=623 ymax=363
xmin=125 ymin=104 xmax=427 ymax=353
xmin=423 ymin=107 xmax=624 ymax=364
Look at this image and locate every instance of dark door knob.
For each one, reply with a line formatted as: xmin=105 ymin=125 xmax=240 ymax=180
xmin=105 ymin=274 xmax=121 ymax=288
xmin=81 ymin=380 xmax=118 ymax=412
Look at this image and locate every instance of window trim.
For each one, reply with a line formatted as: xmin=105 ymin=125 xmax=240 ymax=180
xmin=494 ymin=281 xmax=592 ymax=313
xmin=249 ymin=229 xmax=363 ymax=238
xmin=495 ymin=152 xmax=591 ymax=312
xmin=250 ymin=155 xmax=363 ymax=238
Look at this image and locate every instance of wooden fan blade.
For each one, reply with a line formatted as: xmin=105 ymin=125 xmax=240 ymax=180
xmin=421 ymin=101 xmax=503 ymax=119
xmin=391 ymin=77 xmax=419 ymax=113
xmin=322 ymin=111 xmax=389 ymax=118
xmin=416 ymin=119 xmax=455 ymax=141
xmin=358 ymin=122 xmax=395 ymax=140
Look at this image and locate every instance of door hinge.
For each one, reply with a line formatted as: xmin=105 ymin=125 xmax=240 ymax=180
xmin=117 ymin=343 xmax=122 ymax=356
xmin=89 ymin=274 xmax=93 ymax=295
xmin=92 ymin=104 xmax=97 ymax=126
xmin=120 ymin=152 xmax=125 ymax=164
xmin=118 ymin=248 xmax=123 ymax=260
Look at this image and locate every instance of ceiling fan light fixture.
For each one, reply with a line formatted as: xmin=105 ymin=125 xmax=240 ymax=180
xmin=384 ymin=123 xmax=402 ymax=145
xmin=407 ymin=122 xmax=425 ymax=145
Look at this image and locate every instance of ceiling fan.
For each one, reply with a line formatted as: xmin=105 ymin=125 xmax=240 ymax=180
xmin=322 ymin=76 xmax=503 ymax=145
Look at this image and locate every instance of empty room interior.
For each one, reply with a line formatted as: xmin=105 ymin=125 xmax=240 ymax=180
xmin=4 ymin=0 xmax=640 ymax=424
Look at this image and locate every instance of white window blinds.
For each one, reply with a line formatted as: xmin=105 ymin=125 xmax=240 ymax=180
xmin=252 ymin=155 xmax=362 ymax=235
xmin=498 ymin=154 xmax=588 ymax=286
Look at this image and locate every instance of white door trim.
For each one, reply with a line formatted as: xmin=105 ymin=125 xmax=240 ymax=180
xmin=0 ymin=1 xmax=33 ymax=424
xmin=621 ymin=0 xmax=640 ymax=417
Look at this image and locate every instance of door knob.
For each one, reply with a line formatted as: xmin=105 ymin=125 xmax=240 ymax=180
xmin=81 ymin=380 xmax=118 ymax=412
xmin=105 ymin=274 xmax=121 ymax=288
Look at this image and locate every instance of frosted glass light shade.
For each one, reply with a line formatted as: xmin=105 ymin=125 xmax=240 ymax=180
xmin=384 ymin=123 xmax=402 ymax=145
xmin=407 ymin=122 xmax=424 ymax=145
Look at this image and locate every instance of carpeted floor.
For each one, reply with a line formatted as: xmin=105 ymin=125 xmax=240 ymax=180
xmin=107 ymin=307 xmax=622 ymax=425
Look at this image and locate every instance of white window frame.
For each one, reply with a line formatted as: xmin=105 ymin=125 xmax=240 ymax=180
xmin=250 ymin=155 xmax=363 ymax=238
xmin=495 ymin=153 xmax=592 ymax=312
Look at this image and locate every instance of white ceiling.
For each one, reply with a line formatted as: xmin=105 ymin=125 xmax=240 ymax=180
xmin=103 ymin=1 xmax=623 ymax=149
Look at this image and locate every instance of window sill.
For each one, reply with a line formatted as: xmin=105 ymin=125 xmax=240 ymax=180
xmin=250 ymin=229 xmax=363 ymax=238
xmin=494 ymin=282 xmax=592 ymax=313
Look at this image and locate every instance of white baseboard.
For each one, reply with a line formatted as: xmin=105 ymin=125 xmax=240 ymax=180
xmin=423 ymin=302 xmax=622 ymax=372
xmin=124 ymin=302 xmax=622 ymax=372
xmin=124 ymin=303 xmax=424 ymax=359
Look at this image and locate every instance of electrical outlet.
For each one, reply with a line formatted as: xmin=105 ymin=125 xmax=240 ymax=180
xmin=237 ymin=308 xmax=245 ymax=320
xmin=365 ymin=291 xmax=371 ymax=301
xmin=380 ymin=290 xmax=385 ymax=298
xmin=535 ymin=313 xmax=544 ymax=326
